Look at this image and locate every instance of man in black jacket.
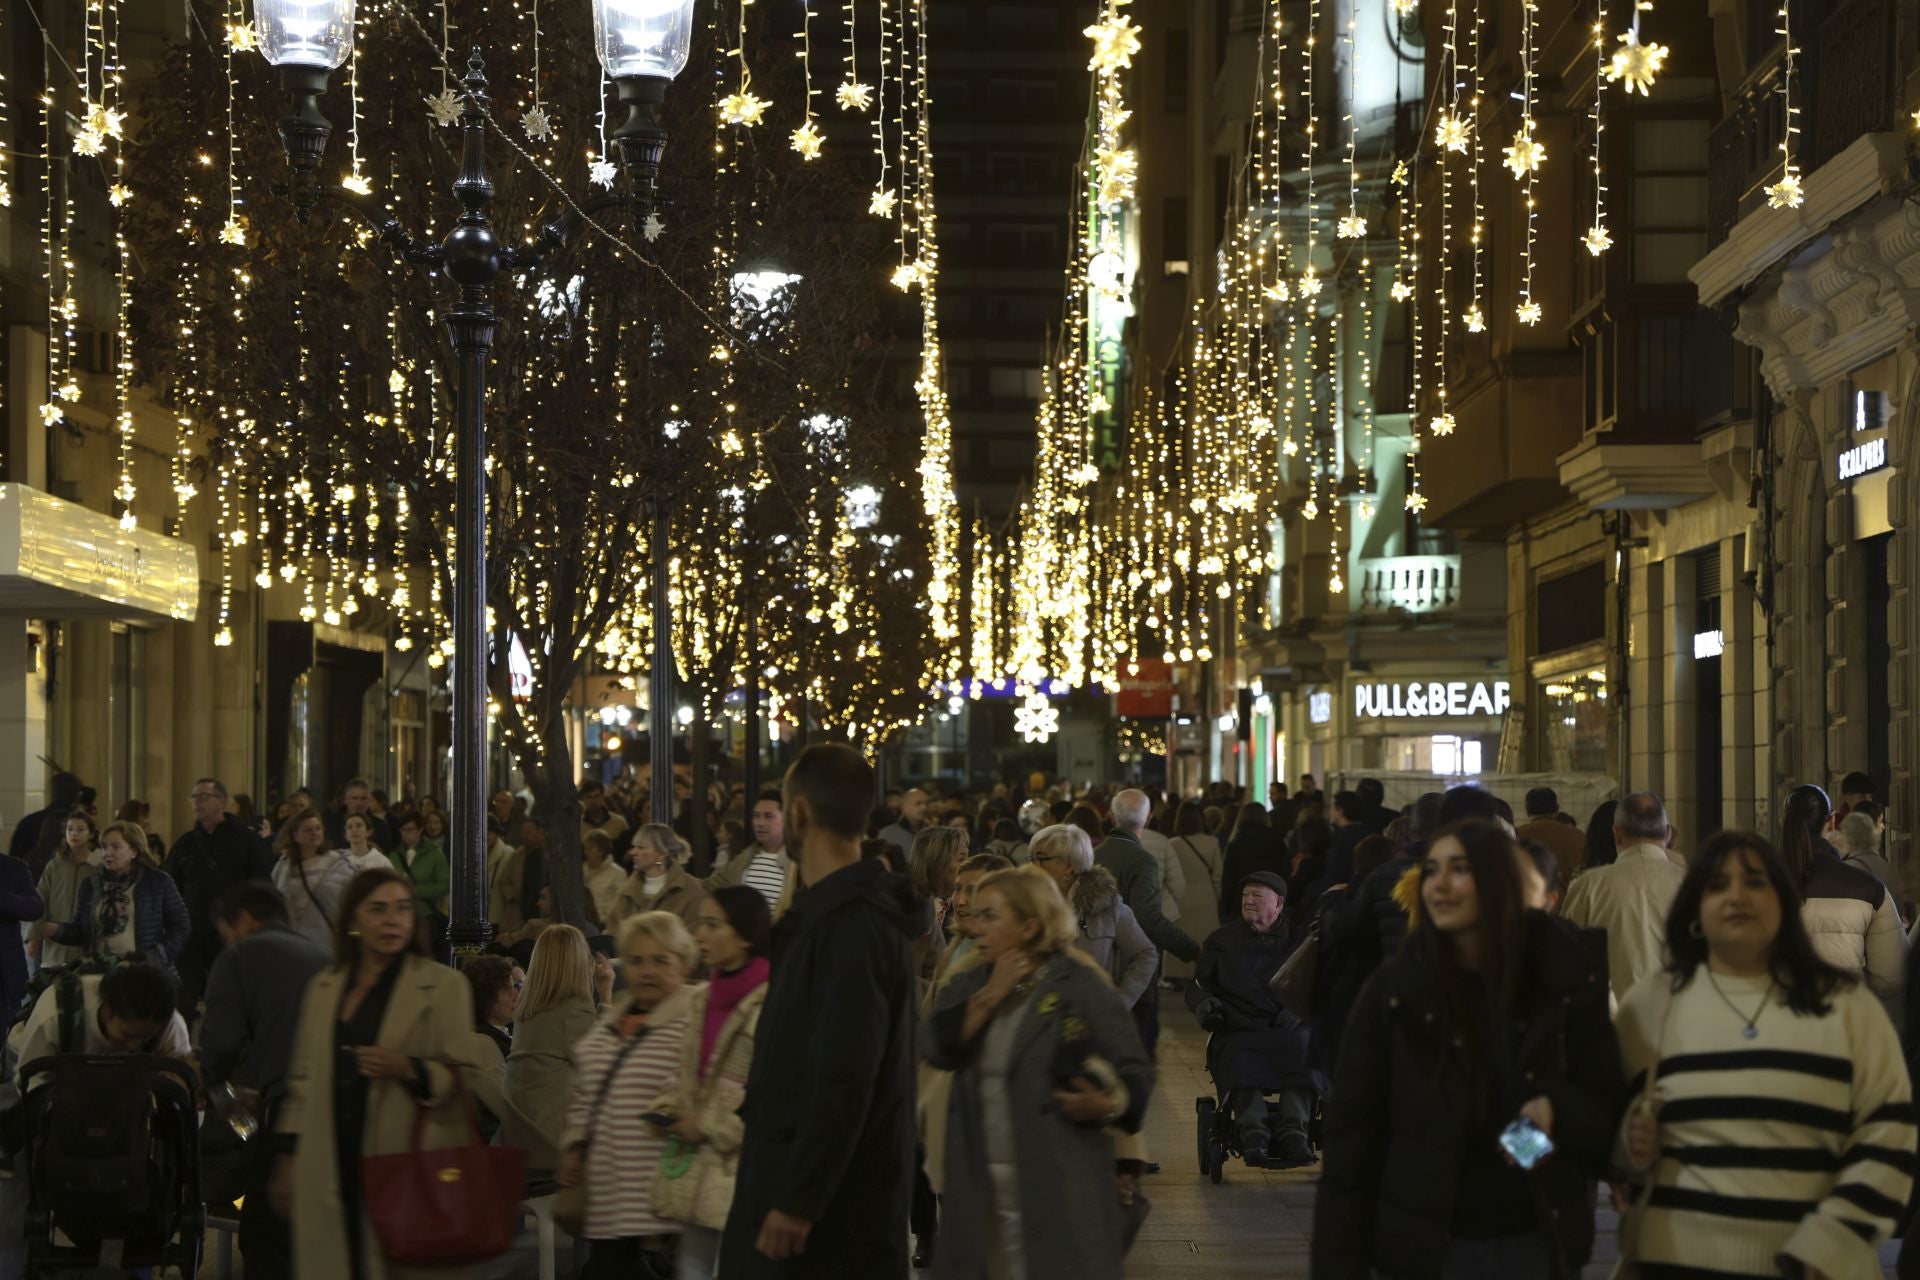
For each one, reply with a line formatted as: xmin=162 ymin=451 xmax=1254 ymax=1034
xmin=1189 ymin=872 xmax=1318 ymax=1167
xmin=1099 ymin=788 xmax=1200 ymax=1055
xmin=169 ymin=778 xmax=277 ymax=1015
xmin=721 ymin=744 xmax=919 ymax=1279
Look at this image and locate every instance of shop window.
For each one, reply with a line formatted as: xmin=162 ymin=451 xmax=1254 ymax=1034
xmin=1431 ymin=735 xmax=1483 ymax=776
xmin=1537 ymin=562 xmax=1607 ymax=655
xmin=1541 ymin=670 xmax=1609 ymax=773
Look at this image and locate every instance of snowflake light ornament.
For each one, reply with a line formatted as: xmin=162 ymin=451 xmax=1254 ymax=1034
xmin=425 ymin=89 xmax=463 ymax=127
xmin=219 ymin=219 xmax=247 ymax=246
xmin=642 ymin=212 xmax=666 ymax=243
xmin=1096 ymin=147 xmax=1137 ymax=205
xmin=835 ymin=81 xmax=873 ymax=111
xmin=1390 ymin=279 xmax=1414 ymax=302
xmin=1282 ymin=438 xmax=1301 ymax=457
xmin=1464 ymin=308 xmax=1485 ymax=334
xmin=226 ymin=21 xmax=258 ymax=51
xmin=1583 ymin=224 xmax=1613 ymax=255
xmin=71 ymin=125 xmax=106 ymax=157
xmin=790 ymin=121 xmax=824 ymax=160
xmin=522 ymin=104 xmax=555 ymax=142
xmin=1263 ymin=280 xmax=1292 ymax=303
xmin=1084 ymin=11 xmax=1143 ymax=73
xmin=1503 ymin=125 xmax=1546 ymax=178
xmin=341 ymin=171 xmax=373 ymax=195
xmin=868 ymin=188 xmax=898 ymax=218
xmin=1429 ymin=412 xmax=1456 ymax=436
xmin=718 ymin=91 xmax=769 ymax=127
xmin=107 ymin=184 xmax=131 ymax=207
xmin=1299 ymin=269 xmax=1323 ymax=298
xmin=589 ymin=158 xmax=617 ymax=188
xmin=1434 ymin=112 xmax=1471 ymax=153
xmin=1391 ymin=0 xmax=1418 ymax=14
xmin=1766 ymin=173 xmax=1804 ymax=210
xmin=1605 ymin=29 xmax=1669 ymax=96
xmin=1303 ymin=498 xmax=1320 ymax=521
xmin=1516 ymin=299 xmax=1543 ymax=325
xmin=38 ymin=403 xmax=62 ymax=427
xmin=1337 ymin=211 xmax=1367 ymax=239
xmin=1015 ymin=689 xmax=1060 ymax=744
xmin=1406 ymin=491 xmax=1428 ymax=513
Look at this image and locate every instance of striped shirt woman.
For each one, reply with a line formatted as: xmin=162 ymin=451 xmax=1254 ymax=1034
xmin=1615 ymin=830 xmax=1916 ymax=1280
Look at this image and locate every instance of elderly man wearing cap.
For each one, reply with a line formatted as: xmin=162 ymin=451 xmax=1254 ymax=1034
xmin=1184 ymin=870 xmax=1321 ymax=1168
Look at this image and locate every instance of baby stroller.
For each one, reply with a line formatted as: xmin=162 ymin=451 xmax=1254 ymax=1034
xmin=18 ymin=1053 xmax=203 ymax=1278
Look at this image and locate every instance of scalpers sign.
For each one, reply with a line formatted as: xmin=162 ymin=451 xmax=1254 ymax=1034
xmin=1354 ymin=680 xmax=1511 ymax=719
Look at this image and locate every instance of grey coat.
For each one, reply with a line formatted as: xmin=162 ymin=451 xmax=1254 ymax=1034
xmin=1069 ymin=867 xmax=1157 ymax=1007
xmin=922 ymin=952 xmax=1153 ymax=1280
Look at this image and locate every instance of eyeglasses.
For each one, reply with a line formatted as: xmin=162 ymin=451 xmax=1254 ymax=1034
xmin=190 ymin=792 xmax=220 ymax=802
xmin=1030 ymin=854 xmax=1062 ymax=865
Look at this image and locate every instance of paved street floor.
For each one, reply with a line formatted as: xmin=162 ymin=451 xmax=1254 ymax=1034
xmin=1131 ymin=994 xmax=1902 ymax=1278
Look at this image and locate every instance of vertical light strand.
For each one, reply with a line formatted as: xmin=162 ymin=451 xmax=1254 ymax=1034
xmin=1513 ymin=0 xmax=1544 ymax=323
xmin=1358 ymin=255 xmax=1377 ymax=523
xmin=343 ymin=16 xmax=370 ymax=191
xmin=1336 ymin=0 xmax=1364 ymax=240
xmin=1327 ymin=307 xmax=1344 ymax=594
xmin=0 ymin=55 xmax=11 ymax=211
xmin=1299 ymin=0 xmax=1321 ymax=298
xmin=1429 ymin=0 xmax=1459 ymax=436
xmin=717 ymin=0 xmax=766 ymax=125
xmin=1585 ymin=0 xmax=1612 ymax=254
xmin=220 ymin=0 xmax=245 ymax=245
xmin=214 ymin=464 xmax=236 ymax=645
xmin=1765 ymin=0 xmax=1803 ymax=207
xmin=108 ymin=0 xmax=135 ymax=528
xmin=1404 ymin=151 xmax=1427 ymax=513
xmin=1465 ymin=0 xmax=1484 ymax=332
xmin=911 ymin=0 xmax=957 ymax=678
xmin=790 ymin=0 xmax=822 ymax=158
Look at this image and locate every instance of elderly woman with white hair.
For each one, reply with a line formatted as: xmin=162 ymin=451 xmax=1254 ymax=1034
xmin=558 ymin=910 xmax=699 ymax=1278
xmin=922 ymin=866 xmax=1154 ymax=1280
xmin=1027 ymin=824 xmax=1157 ymax=1008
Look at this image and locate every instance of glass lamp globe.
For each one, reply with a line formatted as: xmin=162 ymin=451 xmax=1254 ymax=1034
xmin=592 ymin=0 xmax=697 ymax=80
xmin=254 ymin=0 xmax=356 ymax=68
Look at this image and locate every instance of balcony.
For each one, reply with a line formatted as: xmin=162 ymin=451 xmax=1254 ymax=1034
xmin=1356 ymin=556 xmax=1461 ymax=616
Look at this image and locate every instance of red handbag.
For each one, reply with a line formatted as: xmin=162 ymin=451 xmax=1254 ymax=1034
xmin=359 ymin=1066 xmax=528 ymax=1265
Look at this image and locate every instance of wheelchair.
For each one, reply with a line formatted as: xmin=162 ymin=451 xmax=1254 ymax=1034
xmin=1193 ymin=1081 xmax=1323 ymax=1183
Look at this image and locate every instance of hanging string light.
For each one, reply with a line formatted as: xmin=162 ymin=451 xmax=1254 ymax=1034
xmin=790 ymin=0 xmax=822 ymax=159
xmin=1512 ymin=0 xmax=1544 ymax=323
xmin=1465 ymin=0 xmax=1484 ymax=332
xmin=1765 ymin=0 xmax=1803 ymax=208
xmin=1429 ymin=0 xmax=1458 ymax=437
xmin=1585 ymin=0 xmax=1613 ymax=254
xmin=1336 ymin=1 xmax=1364 ymax=240
xmin=718 ymin=0 xmax=769 ymax=125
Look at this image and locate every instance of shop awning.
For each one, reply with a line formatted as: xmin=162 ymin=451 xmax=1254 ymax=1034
xmin=0 ymin=484 xmax=199 ymax=623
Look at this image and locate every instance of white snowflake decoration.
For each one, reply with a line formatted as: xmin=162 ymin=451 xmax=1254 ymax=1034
xmin=1015 ymin=689 xmax=1059 ymax=744
xmin=835 ymin=81 xmax=873 ymax=112
xmin=589 ymin=159 xmax=618 ymax=189
xmin=523 ymin=104 xmax=554 ymax=142
xmin=425 ymin=89 xmax=463 ymax=127
xmin=868 ymin=188 xmax=898 ymax=218
xmin=642 ymin=212 xmax=665 ymax=243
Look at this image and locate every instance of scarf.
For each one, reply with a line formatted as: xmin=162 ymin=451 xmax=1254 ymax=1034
xmin=699 ymin=955 xmax=769 ymax=1077
xmin=96 ymin=865 xmax=137 ymax=941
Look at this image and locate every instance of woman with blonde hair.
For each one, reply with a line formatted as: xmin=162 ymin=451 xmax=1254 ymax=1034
xmin=923 ymin=866 xmax=1153 ymax=1280
xmin=503 ymin=923 xmax=611 ymax=1167
xmin=43 ymin=821 xmax=189 ymax=976
xmin=558 ymin=911 xmax=700 ymax=1277
xmin=910 ymin=826 xmax=970 ymax=983
xmin=608 ymin=823 xmax=705 ymax=930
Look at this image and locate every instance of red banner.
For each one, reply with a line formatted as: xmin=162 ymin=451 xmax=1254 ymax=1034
xmin=1116 ymin=659 xmax=1174 ymax=718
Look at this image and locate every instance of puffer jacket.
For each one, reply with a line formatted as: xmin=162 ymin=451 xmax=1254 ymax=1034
xmin=1314 ymin=913 xmax=1625 ymax=1279
xmin=1801 ymin=845 xmax=1906 ymax=1021
xmin=652 ymin=979 xmax=767 ymax=1231
xmin=1068 ymin=866 xmax=1156 ymax=1006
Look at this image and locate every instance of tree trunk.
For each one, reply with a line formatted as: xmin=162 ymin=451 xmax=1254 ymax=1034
xmin=527 ymin=715 xmax=588 ymax=929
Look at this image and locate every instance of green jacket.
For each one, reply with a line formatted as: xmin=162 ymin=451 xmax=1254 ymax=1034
xmin=388 ymin=840 xmax=450 ymax=908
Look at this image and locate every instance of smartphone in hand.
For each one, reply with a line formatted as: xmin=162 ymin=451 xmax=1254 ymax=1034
xmin=1498 ymin=1116 xmax=1556 ymax=1170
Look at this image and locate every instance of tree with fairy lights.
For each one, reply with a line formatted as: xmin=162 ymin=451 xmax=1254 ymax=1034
xmin=123 ymin=0 xmax=932 ymax=926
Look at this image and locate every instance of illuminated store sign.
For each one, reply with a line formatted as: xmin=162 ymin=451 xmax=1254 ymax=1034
xmin=1354 ymin=680 xmax=1510 ymax=720
xmin=1838 ymin=437 xmax=1887 ymax=480
xmin=1308 ymin=691 xmax=1332 ymax=724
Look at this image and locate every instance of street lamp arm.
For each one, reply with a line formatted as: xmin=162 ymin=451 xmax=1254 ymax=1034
xmin=505 ymin=191 xmax=629 ymax=275
xmin=290 ymin=182 xmax=447 ymax=269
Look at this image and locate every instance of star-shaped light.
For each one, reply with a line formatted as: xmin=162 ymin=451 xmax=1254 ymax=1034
xmin=835 ymin=81 xmax=874 ymax=111
xmin=1390 ymin=279 xmax=1414 ymax=302
xmin=71 ymin=125 xmax=105 ymax=157
xmin=1096 ymin=146 xmax=1137 ymax=205
xmin=1583 ymin=224 xmax=1613 ymax=255
xmin=219 ymin=219 xmax=247 ymax=246
xmin=1282 ymin=438 xmax=1301 ymax=457
xmin=38 ymin=403 xmax=62 ymax=427
xmin=718 ymin=91 xmax=769 ymax=127
xmin=1766 ymin=173 xmax=1804 ymax=210
xmin=1263 ymin=280 xmax=1292 ymax=303
xmin=1429 ymin=412 xmax=1456 ymax=436
xmin=1606 ymin=29 xmax=1669 ymax=96
xmin=1406 ymin=491 xmax=1428 ymax=513
xmin=107 ymin=183 xmax=131 ymax=207
xmin=1434 ymin=112 xmax=1470 ymax=153
xmin=1085 ymin=12 xmax=1143 ymax=73
xmin=642 ymin=212 xmax=666 ymax=243
xmin=1299 ymin=269 xmax=1323 ymax=298
xmin=341 ymin=171 xmax=372 ymax=195
xmin=868 ymin=188 xmax=898 ymax=218
xmin=425 ymin=89 xmax=463 ymax=127
xmin=522 ymin=103 xmax=554 ymax=142
xmin=589 ymin=158 xmax=617 ymax=188
xmin=1359 ymin=502 xmax=1375 ymax=521
xmin=1337 ymin=211 xmax=1367 ymax=239
xmin=1329 ymin=571 xmax=1345 ymax=595
xmin=1392 ymin=0 xmax=1418 ymax=14
xmin=56 ymin=379 xmax=79 ymax=402
xmin=86 ymin=105 xmax=125 ymax=140
xmin=1015 ymin=688 xmax=1060 ymax=743
xmin=1303 ymin=498 xmax=1320 ymax=521
xmin=387 ymin=369 xmax=407 ymax=396
xmin=226 ymin=21 xmax=258 ymax=51
xmin=1503 ymin=124 xmax=1546 ymax=177
xmin=1464 ymin=307 xmax=1485 ymax=333
xmin=890 ymin=261 xmax=928 ymax=291
xmin=1516 ymin=299 xmax=1543 ymax=325
xmin=1392 ymin=160 xmax=1410 ymax=185
xmin=790 ymin=120 xmax=825 ymax=159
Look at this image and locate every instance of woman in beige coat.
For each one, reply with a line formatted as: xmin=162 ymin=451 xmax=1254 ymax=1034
xmin=607 ymin=824 xmax=706 ymax=931
xmin=651 ymin=885 xmax=772 ymax=1278
xmin=502 ymin=922 xmax=610 ymax=1168
xmin=270 ymin=867 xmax=492 ymax=1280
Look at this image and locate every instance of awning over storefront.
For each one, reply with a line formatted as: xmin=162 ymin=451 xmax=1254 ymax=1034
xmin=0 ymin=484 xmax=199 ymax=623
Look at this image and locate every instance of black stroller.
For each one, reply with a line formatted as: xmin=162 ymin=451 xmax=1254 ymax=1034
xmin=18 ymin=1053 xmax=203 ymax=1278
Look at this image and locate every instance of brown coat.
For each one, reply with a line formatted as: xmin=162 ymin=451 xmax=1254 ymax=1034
xmin=607 ymin=864 xmax=706 ymax=931
xmin=280 ymin=955 xmax=492 ymax=1280
xmin=1516 ymin=816 xmax=1590 ymax=887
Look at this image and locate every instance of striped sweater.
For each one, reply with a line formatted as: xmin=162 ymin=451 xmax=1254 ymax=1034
xmin=564 ymin=985 xmax=695 ymax=1241
xmin=1614 ymin=968 xmax=1916 ymax=1279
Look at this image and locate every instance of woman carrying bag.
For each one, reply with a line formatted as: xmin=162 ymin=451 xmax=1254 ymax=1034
xmin=1615 ymin=831 xmax=1915 ymax=1278
xmin=269 ymin=868 xmax=504 ymax=1280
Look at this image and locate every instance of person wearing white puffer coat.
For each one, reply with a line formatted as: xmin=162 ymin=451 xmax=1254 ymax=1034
xmin=1780 ymin=783 xmax=1907 ymax=1030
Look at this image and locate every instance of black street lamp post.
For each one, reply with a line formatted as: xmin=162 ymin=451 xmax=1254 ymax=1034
xmin=250 ymin=0 xmax=695 ymax=955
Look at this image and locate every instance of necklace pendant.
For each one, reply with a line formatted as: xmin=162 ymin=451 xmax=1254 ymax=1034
xmin=1742 ymin=1025 xmax=1758 ymax=1039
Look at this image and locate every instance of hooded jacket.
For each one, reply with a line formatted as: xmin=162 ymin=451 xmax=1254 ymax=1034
xmin=719 ymin=857 xmax=921 ymax=1279
xmin=1068 ymin=865 xmax=1156 ymax=1006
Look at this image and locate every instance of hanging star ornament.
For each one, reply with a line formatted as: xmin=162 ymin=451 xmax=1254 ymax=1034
xmin=1584 ymin=224 xmax=1614 ymax=255
xmin=1434 ymin=112 xmax=1471 ymax=153
xmin=1096 ymin=147 xmax=1138 ymax=205
xmin=835 ymin=81 xmax=874 ymax=112
xmin=425 ymin=89 xmax=464 ymax=127
xmin=522 ymin=104 xmax=555 ymax=142
xmin=1390 ymin=279 xmax=1414 ymax=302
xmin=1337 ymin=211 xmax=1367 ymax=239
xmin=1767 ymin=173 xmax=1805 ymax=210
xmin=1084 ymin=11 xmax=1143 ymax=73
xmin=1503 ymin=124 xmax=1547 ymax=178
xmin=1516 ymin=299 xmax=1544 ymax=325
xmin=589 ymin=158 xmax=617 ymax=188
xmin=226 ymin=21 xmax=258 ymax=51
xmin=219 ymin=219 xmax=247 ymax=246
xmin=1263 ymin=279 xmax=1292 ymax=303
xmin=1015 ymin=689 xmax=1060 ymax=744
xmin=107 ymin=183 xmax=131 ymax=207
xmin=1430 ymin=412 xmax=1456 ymax=436
xmin=790 ymin=120 xmax=825 ymax=160
xmin=1464 ymin=307 xmax=1486 ymax=334
xmin=341 ymin=171 xmax=373 ymax=195
xmin=1605 ymin=29 xmax=1669 ymax=96
xmin=71 ymin=125 xmax=106 ymax=157
xmin=642 ymin=212 xmax=666 ymax=243
xmin=1406 ymin=491 xmax=1428 ymax=513
xmin=38 ymin=403 xmax=62 ymax=427
xmin=868 ymin=188 xmax=898 ymax=218
xmin=718 ymin=91 xmax=769 ymax=126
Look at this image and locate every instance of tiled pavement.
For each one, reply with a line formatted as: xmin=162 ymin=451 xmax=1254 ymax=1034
xmin=1129 ymin=995 xmax=1902 ymax=1278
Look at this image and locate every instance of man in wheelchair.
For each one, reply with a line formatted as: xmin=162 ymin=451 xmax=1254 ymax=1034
xmin=1186 ymin=871 xmax=1319 ymax=1169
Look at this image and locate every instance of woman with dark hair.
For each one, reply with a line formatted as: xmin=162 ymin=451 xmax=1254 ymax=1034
xmin=655 ymin=885 xmax=773 ymax=1278
xmin=271 ymin=808 xmax=358 ymax=949
xmin=1065 ymin=804 xmax=1105 ymax=850
xmin=1218 ymin=803 xmax=1289 ymax=925
xmin=1577 ymin=800 xmax=1619 ymax=882
xmin=1777 ymin=783 xmax=1906 ymax=1011
xmin=1314 ymin=820 xmax=1623 ymax=1278
xmin=467 ymin=955 xmax=521 ymax=1061
xmin=1614 ymin=832 xmax=1914 ymax=1277
xmin=33 ymin=808 xmax=97 ymax=970
xmin=271 ymin=868 xmax=489 ymax=1280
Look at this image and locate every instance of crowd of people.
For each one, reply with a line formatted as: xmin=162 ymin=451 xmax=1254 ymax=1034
xmin=1 ymin=758 xmax=1918 ymax=1279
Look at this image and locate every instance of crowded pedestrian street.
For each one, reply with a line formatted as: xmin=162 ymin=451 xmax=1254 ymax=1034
xmin=11 ymin=0 xmax=1920 ymax=1275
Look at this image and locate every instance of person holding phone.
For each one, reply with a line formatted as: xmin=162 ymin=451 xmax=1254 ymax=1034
xmin=1614 ymin=832 xmax=1914 ymax=1279
xmin=1313 ymin=820 xmax=1623 ymax=1279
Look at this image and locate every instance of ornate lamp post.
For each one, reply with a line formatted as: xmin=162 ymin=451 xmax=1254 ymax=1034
xmin=249 ymin=0 xmax=696 ymax=955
